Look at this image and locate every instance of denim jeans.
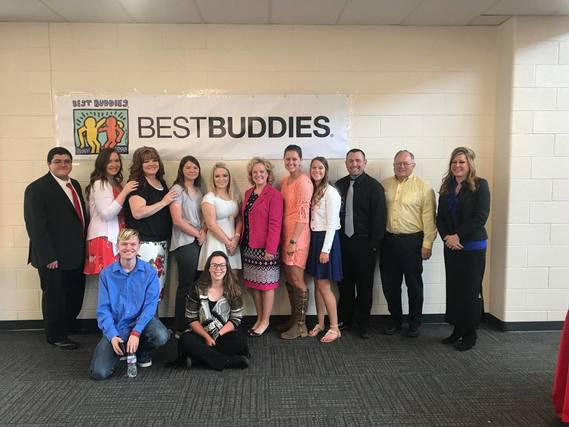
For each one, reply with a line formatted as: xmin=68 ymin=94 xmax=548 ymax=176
xmin=89 ymin=317 xmax=170 ymax=380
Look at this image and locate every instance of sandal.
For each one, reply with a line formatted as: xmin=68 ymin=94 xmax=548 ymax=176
xmin=320 ymin=327 xmax=341 ymax=343
xmin=308 ymin=324 xmax=324 ymax=337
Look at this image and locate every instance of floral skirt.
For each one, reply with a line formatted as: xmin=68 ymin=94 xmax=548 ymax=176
xmin=84 ymin=236 xmax=117 ymax=275
xmin=241 ymin=244 xmax=280 ymax=290
xmin=138 ymin=240 xmax=169 ymax=300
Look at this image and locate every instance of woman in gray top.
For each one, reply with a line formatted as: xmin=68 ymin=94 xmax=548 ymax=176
xmin=169 ymin=156 xmax=206 ymax=336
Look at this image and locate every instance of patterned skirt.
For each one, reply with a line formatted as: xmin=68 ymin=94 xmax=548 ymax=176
xmin=241 ymin=244 xmax=280 ymax=290
xmin=138 ymin=240 xmax=169 ymax=300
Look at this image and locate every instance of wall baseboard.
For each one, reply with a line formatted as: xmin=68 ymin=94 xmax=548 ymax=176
xmin=483 ymin=313 xmax=564 ymax=332
xmin=1 ymin=313 xmax=561 ymax=332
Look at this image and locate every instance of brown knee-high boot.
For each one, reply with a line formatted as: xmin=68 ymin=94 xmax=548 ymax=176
xmin=280 ymin=288 xmax=309 ymax=340
xmin=277 ymin=282 xmax=295 ymax=332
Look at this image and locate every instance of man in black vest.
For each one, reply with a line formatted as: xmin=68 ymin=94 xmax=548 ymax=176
xmin=336 ymin=149 xmax=386 ymax=338
xmin=24 ymin=147 xmax=87 ymax=350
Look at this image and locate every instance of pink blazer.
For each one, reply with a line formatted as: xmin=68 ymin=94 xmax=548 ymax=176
xmin=241 ymin=184 xmax=283 ymax=255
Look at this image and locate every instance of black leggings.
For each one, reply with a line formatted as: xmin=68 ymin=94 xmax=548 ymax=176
xmin=180 ymin=331 xmax=248 ymax=371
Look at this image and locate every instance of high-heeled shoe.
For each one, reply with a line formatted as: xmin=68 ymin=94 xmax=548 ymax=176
xmin=249 ymin=324 xmax=270 ymax=337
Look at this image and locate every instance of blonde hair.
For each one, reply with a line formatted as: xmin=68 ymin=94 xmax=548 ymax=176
xmin=246 ymin=157 xmax=275 ymax=186
xmin=208 ymin=162 xmax=240 ymax=202
xmin=440 ymin=147 xmax=479 ymax=196
xmin=117 ymin=228 xmax=140 ymax=242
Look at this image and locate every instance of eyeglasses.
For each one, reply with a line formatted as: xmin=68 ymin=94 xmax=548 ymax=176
xmin=210 ymin=263 xmax=227 ymax=270
xmin=394 ymin=162 xmax=415 ymax=167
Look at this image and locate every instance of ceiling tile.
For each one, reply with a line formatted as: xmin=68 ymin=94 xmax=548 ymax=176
xmin=485 ymin=0 xmax=567 ymax=16
xmin=0 ymin=0 xmax=65 ymax=22
xmin=338 ymin=0 xmax=422 ymax=25
xmin=468 ymin=15 xmax=511 ymax=26
xmin=403 ymin=0 xmax=498 ymax=26
xmin=44 ymin=0 xmax=132 ymax=22
xmin=271 ymin=0 xmax=345 ymax=24
xmin=119 ymin=0 xmax=202 ymax=23
xmin=196 ymin=0 xmax=270 ymax=24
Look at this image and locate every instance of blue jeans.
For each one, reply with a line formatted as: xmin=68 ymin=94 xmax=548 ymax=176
xmin=89 ymin=317 xmax=170 ymax=380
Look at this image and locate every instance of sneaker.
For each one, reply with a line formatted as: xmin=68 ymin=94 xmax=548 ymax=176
xmin=137 ymin=359 xmax=152 ymax=368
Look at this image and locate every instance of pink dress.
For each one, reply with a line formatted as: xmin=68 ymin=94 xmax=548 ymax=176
xmin=280 ymin=174 xmax=313 ymax=268
xmin=553 ymin=310 xmax=569 ymax=423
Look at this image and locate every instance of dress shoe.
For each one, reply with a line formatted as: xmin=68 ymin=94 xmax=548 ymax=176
xmin=406 ymin=327 xmax=420 ymax=338
xmin=456 ymin=330 xmax=477 ymax=351
xmin=51 ymin=338 xmax=79 ymax=350
xmin=358 ymin=328 xmax=371 ymax=339
xmin=441 ymin=327 xmax=462 ymax=345
xmin=381 ymin=323 xmax=402 ymax=335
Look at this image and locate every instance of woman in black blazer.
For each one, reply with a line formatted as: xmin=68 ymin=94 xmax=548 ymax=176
xmin=436 ymin=147 xmax=490 ymax=351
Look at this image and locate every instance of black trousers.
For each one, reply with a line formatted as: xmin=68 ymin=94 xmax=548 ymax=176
xmin=443 ymin=247 xmax=486 ymax=330
xmin=37 ymin=267 xmax=85 ymax=343
xmin=172 ymin=242 xmax=201 ymax=331
xmin=337 ymin=235 xmax=378 ymax=330
xmin=180 ymin=330 xmax=248 ymax=371
xmin=380 ymin=232 xmax=424 ymax=328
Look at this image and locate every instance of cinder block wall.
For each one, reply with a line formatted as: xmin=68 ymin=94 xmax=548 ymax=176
xmin=1 ymin=20 xmax=531 ymax=322
xmin=491 ymin=17 xmax=569 ymax=323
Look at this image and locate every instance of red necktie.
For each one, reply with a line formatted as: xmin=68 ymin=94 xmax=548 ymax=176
xmin=66 ymin=183 xmax=84 ymax=228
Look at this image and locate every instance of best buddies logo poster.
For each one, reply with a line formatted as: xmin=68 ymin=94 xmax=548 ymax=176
xmin=55 ymin=95 xmax=348 ymax=160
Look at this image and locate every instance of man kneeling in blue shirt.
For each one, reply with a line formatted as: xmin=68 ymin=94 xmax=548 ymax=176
xmin=90 ymin=228 xmax=170 ymax=380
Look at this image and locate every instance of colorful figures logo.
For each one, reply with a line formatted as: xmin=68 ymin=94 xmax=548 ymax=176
xmin=73 ymin=109 xmax=129 ymax=155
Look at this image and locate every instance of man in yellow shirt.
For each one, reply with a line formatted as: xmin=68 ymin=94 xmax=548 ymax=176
xmin=380 ymin=150 xmax=436 ymax=338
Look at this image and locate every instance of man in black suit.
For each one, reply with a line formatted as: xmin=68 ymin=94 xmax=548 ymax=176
xmin=24 ymin=147 xmax=87 ymax=350
xmin=336 ymin=148 xmax=386 ymax=338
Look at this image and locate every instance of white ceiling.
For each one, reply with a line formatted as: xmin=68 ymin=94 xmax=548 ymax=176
xmin=1 ymin=0 xmax=569 ymax=26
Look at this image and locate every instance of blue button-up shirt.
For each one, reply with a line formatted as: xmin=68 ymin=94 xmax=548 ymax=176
xmin=96 ymin=258 xmax=159 ymax=341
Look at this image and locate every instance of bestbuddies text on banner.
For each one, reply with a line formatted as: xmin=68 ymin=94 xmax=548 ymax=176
xmin=55 ymin=95 xmax=348 ymax=160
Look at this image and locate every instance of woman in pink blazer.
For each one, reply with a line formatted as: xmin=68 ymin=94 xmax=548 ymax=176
xmin=240 ymin=157 xmax=283 ymax=337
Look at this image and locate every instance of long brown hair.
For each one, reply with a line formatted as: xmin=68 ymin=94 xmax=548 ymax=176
xmin=310 ymin=156 xmax=330 ymax=206
xmin=196 ymin=251 xmax=242 ymax=303
xmin=128 ymin=146 xmax=167 ymax=187
xmin=173 ymin=155 xmax=202 ymax=191
xmin=440 ymin=147 xmax=479 ymax=196
xmin=85 ymin=148 xmax=124 ymax=200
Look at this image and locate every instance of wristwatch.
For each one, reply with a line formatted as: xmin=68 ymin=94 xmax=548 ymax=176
xmin=289 ymin=239 xmax=297 ymax=244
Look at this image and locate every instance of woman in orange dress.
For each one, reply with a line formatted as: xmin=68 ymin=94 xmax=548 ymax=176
xmin=278 ymin=144 xmax=313 ymax=340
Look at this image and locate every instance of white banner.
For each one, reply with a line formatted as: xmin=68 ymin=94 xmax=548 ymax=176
xmin=54 ymin=95 xmax=348 ymax=160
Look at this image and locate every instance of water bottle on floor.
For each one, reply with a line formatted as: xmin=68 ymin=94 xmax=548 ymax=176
xmin=127 ymin=353 xmax=137 ymax=378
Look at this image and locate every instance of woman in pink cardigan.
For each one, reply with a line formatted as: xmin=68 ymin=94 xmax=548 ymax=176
xmin=240 ymin=157 xmax=283 ymax=337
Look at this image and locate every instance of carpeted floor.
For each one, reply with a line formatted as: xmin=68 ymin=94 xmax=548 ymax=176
xmin=0 ymin=320 xmax=563 ymax=426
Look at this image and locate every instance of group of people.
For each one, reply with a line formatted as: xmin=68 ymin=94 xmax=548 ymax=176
xmin=23 ymin=143 xmax=490 ymax=380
